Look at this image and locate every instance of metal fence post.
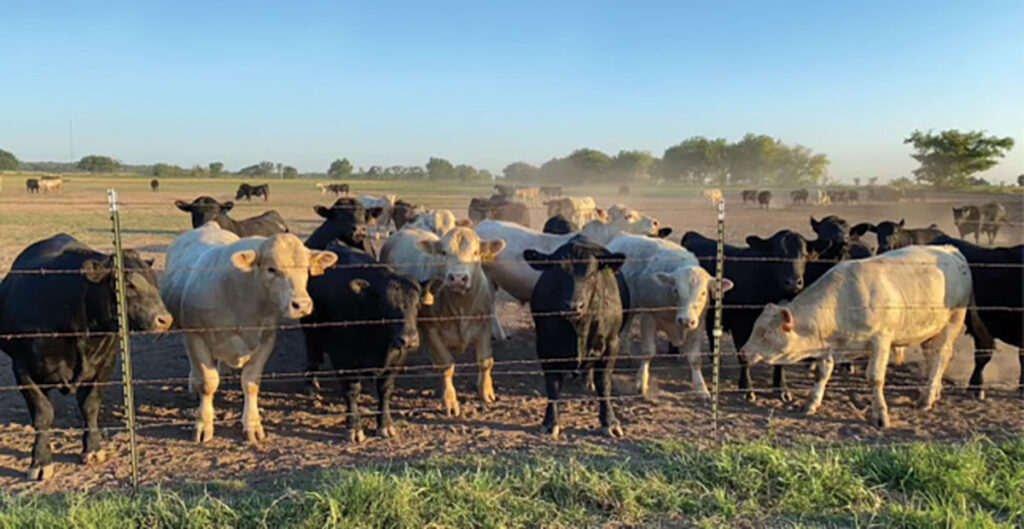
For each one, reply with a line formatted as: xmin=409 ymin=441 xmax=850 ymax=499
xmin=711 ymin=197 xmax=726 ymax=441
xmin=108 ymin=189 xmax=140 ymax=490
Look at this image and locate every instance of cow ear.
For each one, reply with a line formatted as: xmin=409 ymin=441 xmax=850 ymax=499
xmin=454 ymin=219 xmax=473 ymax=228
xmin=595 ymin=208 xmax=608 ymax=221
xmin=867 ymin=224 xmax=879 ymax=233
xmin=82 ymin=259 xmax=111 ymax=283
xmin=719 ymin=278 xmax=735 ymax=293
xmin=807 ymin=238 xmax=831 ymax=258
xmin=849 ymin=223 xmax=872 ymax=238
xmin=174 ymin=199 xmax=191 ymax=212
xmin=598 ymin=252 xmax=626 ymax=272
xmin=745 ymin=235 xmax=768 ymax=251
xmin=780 ymin=306 xmax=794 ymax=333
xmin=367 ymin=207 xmax=384 ymax=220
xmin=898 ymin=218 xmax=905 ymax=227
xmin=230 ymin=250 xmax=258 ymax=272
xmin=479 ymin=239 xmax=506 ymax=260
xmin=416 ymin=239 xmax=442 ymax=255
xmin=524 ymin=249 xmax=553 ymax=270
xmin=222 ymin=201 xmax=235 ymax=212
xmin=309 ymin=250 xmax=338 ymax=276
xmin=349 ymin=278 xmax=371 ymax=295
xmin=810 ymin=216 xmax=820 ymax=231
xmin=420 ymin=279 xmax=442 ymax=306
xmin=654 ymin=272 xmax=674 ymax=287
xmin=656 ymin=227 xmax=673 ymax=238
xmin=314 ymin=206 xmax=333 ymax=219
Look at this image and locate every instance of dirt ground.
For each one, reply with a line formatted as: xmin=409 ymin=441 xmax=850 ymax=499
xmin=0 ymin=178 xmax=1021 ymax=494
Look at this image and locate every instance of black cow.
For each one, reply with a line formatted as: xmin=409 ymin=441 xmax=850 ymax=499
xmin=865 ymin=219 xmax=945 ymax=253
xmin=26 ymin=178 xmax=39 ymax=193
xmin=302 ymin=244 xmax=428 ymax=442
xmin=468 ymin=195 xmax=530 ymax=227
xmin=305 ymin=198 xmax=382 ymax=262
xmin=494 ymin=184 xmax=519 ymax=197
xmin=391 ymin=199 xmax=422 ymax=231
xmin=0 ymin=235 xmax=172 ymax=480
xmin=327 ymin=183 xmax=350 ymax=196
xmin=235 ymin=183 xmax=270 ymax=202
xmin=757 ymin=190 xmax=772 ymax=209
xmin=847 ymin=190 xmax=860 ymax=205
xmin=790 ymin=189 xmax=809 ymax=205
xmin=929 ymin=236 xmax=1023 ymax=399
xmin=952 ymin=206 xmax=982 ymax=242
xmin=150 ymin=178 xmax=159 ymax=192
xmin=683 ymin=230 xmax=824 ymax=401
xmin=542 ymin=214 xmax=578 ymax=235
xmin=804 ymin=216 xmax=847 ymax=286
xmin=741 ymin=189 xmax=757 ymax=204
xmin=847 ymin=222 xmax=875 ymax=258
xmin=174 ymin=196 xmax=288 ymax=237
xmin=526 ymin=238 xmax=629 ymax=438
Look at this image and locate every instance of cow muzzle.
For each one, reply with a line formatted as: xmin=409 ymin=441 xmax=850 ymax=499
xmin=444 ymin=273 xmax=471 ymax=293
xmin=153 ymin=314 xmax=173 ymax=333
xmin=286 ymin=297 xmax=314 ymax=319
xmin=676 ymin=315 xmax=700 ymax=330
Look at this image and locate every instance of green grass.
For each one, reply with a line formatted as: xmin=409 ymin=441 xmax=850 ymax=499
xmin=1 ymin=437 xmax=1022 ymax=528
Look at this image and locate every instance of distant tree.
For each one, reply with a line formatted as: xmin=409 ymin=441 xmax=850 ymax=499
xmin=426 ymin=157 xmax=456 ymax=180
xmin=771 ymin=144 xmax=829 ymax=186
xmin=868 ymin=176 xmax=879 ymax=186
xmin=453 ymin=164 xmax=480 ymax=182
xmin=662 ymin=137 xmax=728 ymax=184
xmin=239 ymin=162 xmax=274 ymax=178
xmin=209 ymin=162 xmax=224 ymax=177
xmin=479 ymin=169 xmax=494 ymax=181
xmin=1018 ymin=174 xmax=1024 ymax=186
xmin=327 ymin=158 xmax=353 ymax=180
xmin=502 ymin=161 xmax=540 ymax=182
xmin=611 ymin=150 xmax=655 ymax=181
xmin=969 ymin=176 xmax=991 ymax=187
xmin=77 ymin=155 xmax=120 ymax=173
xmin=904 ymin=129 xmax=1015 ymax=188
xmin=725 ymin=134 xmax=781 ymax=184
xmin=890 ymin=176 xmax=914 ymax=187
xmin=258 ymin=161 xmax=274 ymax=177
xmin=566 ymin=148 xmax=613 ymax=182
xmin=153 ymin=163 xmax=187 ymax=177
xmin=282 ymin=166 xmax=298 ymax=179
xmin=190 ymin=165 xmax=208 ymax=178
xmin=0 ymin=148 xmax=19 ymax=171
xmin=275 ymin=162 xmax=283 ymax=179
xmin=539 ymin=156 xmax=573 ymax=182
xmin=853 ymin=177 xmax=861 ymax=186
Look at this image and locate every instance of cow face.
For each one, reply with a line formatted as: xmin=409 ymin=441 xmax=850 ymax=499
xmin=869 ymin=219 xmax=905 ymax=253
xmin=314 ymin=199 xmax=370 ymax=248
xmin=810 ymin=216 xmax=849 ymax=250
xmin=740 ymin=303 xmax=804 ymax=365
xmin=232 ymin=234 xmax=339 ymax=319
xmin=82 ymin=250 xmax=173 ymax=332
xmin=175 ymin=196 xmax=234 ymax=229
xmin=951 ymin=206 xmax=979 ymax=227
xmin=525 ymin=239 xmax=624 ymax=324
xmin=417 ymin=227 xmax=505 ymax=294
xmin=654 ymin=267 xmax=733 ymax=330
xmin=608 ymin=206 xmax=668 ymax=238
xmin=746 ymin=230 xmax=811 ymax=295
xmin=350 ymin=275 xmax=425 ymax=353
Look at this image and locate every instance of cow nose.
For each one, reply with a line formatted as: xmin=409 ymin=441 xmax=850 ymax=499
xmin=290 ymin=298 xmax=313 ymax=317
xmin=677 ymin=316 xmax=699 ymax=330
xmin=446 ymin=273 xmax=469 ymax=287
xmin=154 ymin=314 xmax=173 ymax=331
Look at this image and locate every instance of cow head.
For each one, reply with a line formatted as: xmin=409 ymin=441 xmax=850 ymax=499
xmin=654 ymin=267 xmax=733 ymax=330
xmin=525 ymin=238 xmax=624 ymax=324
xmin=746 ymin=230 xmax=815 ymax=295
xmin=417 ymin=227 xmax=505 ymax=294
xmin=543 ymin=214 xmax=578 ymax=235
xmin=410 ymin=209 xmax=457 ymax=236
xmin=313 ymin=198 xmax=372 ymax=248
xmin=740 ymin=303 xmax=819 ymax=366
xmin=951 ymin=206 xmax=978 ymax=227
xmin=809 ymin=216 xmax=849 ymax=259
xmin=175 ymin=196 xmax=234 ymax=229
xmin=82 ymin=250 xmax=173 ymax=332
xmin=349 ymin=274 xmax=427 ymax=353
xmin=231 ymin=234 xmax=338 ymax=319
xmin=869 ymin=219 xmax=905 ymax=253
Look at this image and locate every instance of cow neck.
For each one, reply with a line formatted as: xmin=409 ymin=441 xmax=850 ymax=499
xmin=82 ymin=277 xmax=119 ymax=333
xmin=216 ymin=215 xmax=242 ymax=235
xmin=785 ymin=272 xmax=839 ymax=351
xmin=432 ymin=268 xmax=491 ymax=314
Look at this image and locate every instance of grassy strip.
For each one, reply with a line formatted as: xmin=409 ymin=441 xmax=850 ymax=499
xmin=1 ymin=437 xmax=1022 ymax=528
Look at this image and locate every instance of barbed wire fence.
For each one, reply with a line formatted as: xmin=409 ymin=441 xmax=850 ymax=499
xmin=0 ymin=190 xmax=1020 ymax=490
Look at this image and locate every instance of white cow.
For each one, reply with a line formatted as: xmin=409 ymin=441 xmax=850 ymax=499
xmin=607 ymin=234 xmax=733 ymax=397
xmin=407 ymin=209 xmax=458 ymax=236
xmin=380 ymin=227 xmax=506 ymax=416
xmin=740 ymin=245 xmax=971 ymax=428
xmin=160 ymin=223 xmax=337 ymax=444
xmin=359 ymin=194 xmax=398 ymax=236
xmin=544 ymin=196 xmax=607 ymax=227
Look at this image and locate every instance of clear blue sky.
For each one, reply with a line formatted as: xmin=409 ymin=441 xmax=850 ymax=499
xmin=2 ymin=1 xmax=1022 ymax=182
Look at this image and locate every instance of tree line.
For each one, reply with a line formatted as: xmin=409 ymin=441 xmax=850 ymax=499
xmin=0 ymin=129 xmax=1015 ymax=189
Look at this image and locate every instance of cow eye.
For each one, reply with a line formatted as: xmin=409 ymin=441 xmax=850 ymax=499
xmin=267 ymin=266 xmax=278 ymax=274
xmin=127 ymin=282 xmax=137 ymax=291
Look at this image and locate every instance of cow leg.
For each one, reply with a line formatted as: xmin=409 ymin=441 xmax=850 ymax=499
xmin=475 ymin=330 xmax=496 ymax=404
xmin=917 ymin=315 xmax=961 ymax=411
xmin=730 ymin=319 xmax=758 ymax=402
xmin=17 ymin=370 xmax=55 ymax=480
xmin=635 ymin=315 xmax=657 ymax=397
xmin=489 ymin=287 xmax=508 ymax=341
xmin=967 ymin=308 xmax=995 ymax=400
xmin=803 ymin=355 xmax=835 ymax=415
xmin=773 ymin=366 xmax=793 ymax=403
xmin=675 ymin=324 xmax=710 ymax=400
xmin=302 ymin=332 xmax=325 ymax=398
xmin=344 ymin=378 xmax=365 ymax=443
xmin=867 ymin=335 xmax=892 ymax=429
xmin=187 ymin=337 xmax=219 ymax=444
xmin=594 ymin=358 xmax=623 ymax=437
xmin=541 ymin=370 xmax=565 ymax=438
xmin=240 ymin=346 xmax=272 ymax=444
xmin=375 ymin=369 xmax=397 ymax=438
xmin=426 ymin=327 xmax=460 ymax=417
xmin=77 ymin=351 xmax=116 ymax=465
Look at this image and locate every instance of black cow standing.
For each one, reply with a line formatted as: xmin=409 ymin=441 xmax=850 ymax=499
xmin=26 ymin=178 xmax=39 ymax=193
xmin=391 ymin=199 xmax=422 ymax=231
xmin=0 ymin=234 xmax=172 ymax=480
xmin=235 ymin=183 xmax=270 ymax=202
xmin=683 ymin=230 xmax=824 ymax=401
xmin=175 ymin=196 xmax=288 ymax=237
xmin=741 ymin=189 xmax=757 ymax=204
xmin=790 ymin=189 xmax=809 ymax=205
xmin=929 ymin=236 xmax=1023 ymax=398
xmin=542 ymin=214 xmax=578 ymax=235
xmin=526 ymin=238 xmax=630 ymax=438
xmin=302 ymin=244 xmax=428 ymax=442
xmin=757 ymin=190 xmax=772 ymax=209
xmin=150 ymin=178 xmax=159 ymax=192
xmin=865 ymin=219 xmax=945 ymax=253
xmin=304 ymin=198 xmax=383 ymax=278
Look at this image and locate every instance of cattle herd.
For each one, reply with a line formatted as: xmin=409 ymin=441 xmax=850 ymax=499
xmin=0 ymin=181 xmax=1020 ymax=482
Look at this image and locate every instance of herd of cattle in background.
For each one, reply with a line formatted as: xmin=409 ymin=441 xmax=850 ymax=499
xmin=0 ymin=179 xmax=1021 ymax=482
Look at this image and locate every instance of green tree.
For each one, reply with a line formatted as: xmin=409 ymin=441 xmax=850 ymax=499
xmin=454 ymin=164 xmax=479 ymax=182
xmin=153 ymin=163 xmax=187 ymax=177
xmin=566 ymin=148 xmax=612 ymax=182
xmin=77 ymin=155 xmax=120 ymax=173
xmin=0 ymin=148 xmax=19 ymax=171
xmin=502 ymin=161 xmax=540 ymax=182
xmin=239 ymin=162 xmax=274 ymax=178
xmin=772 ymin=144 xmax=829 ymax=186
xmin=904 ymin=129 xmax=1015 ymax=188
xmin=426 ymin=157 xmax=455 ymax=180
xmin=725 ymin=134 xmax=781 ymax=184
xmin=275 ymin=162 xmax=283 ymax=179
xmin=662 ymin=137 xmax=728 ymax=183
xmin=1018 ymin=174 xmax=1024 ymax=186
xmin=853 ymin=177 xmax=861 ymax=187
xmin=327 ymin=158 xmax=353 ymax=180
xmin=190 ymin=165 xmax=208 ymax=178
xmin=611 ymin=150 xmax=655 ymax=181
xmin=282 ymin=166 xmax=299 ymax=179
xmin=209 ymin=162 xmax=224 ymax=177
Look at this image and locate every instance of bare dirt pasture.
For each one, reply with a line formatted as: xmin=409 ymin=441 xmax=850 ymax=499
xmin=0 ymin=178 xmax=1021 ymax=494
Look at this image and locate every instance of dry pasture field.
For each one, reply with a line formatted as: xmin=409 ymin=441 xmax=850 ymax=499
xmin=0 ymin=176 xmax=1021 ymax=494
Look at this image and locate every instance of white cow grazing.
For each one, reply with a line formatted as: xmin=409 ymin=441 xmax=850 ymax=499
xmin=740 ymin=245 xmax=971 ymax=428
xmin=381 ymin=227 xmax=506 ymax=416
xmin=607 ymin=234 xmax=733 ymax=397
xmin=407 ymin=209 xmax=458 ymax=236
xmin=160 ymin=223 xmax=337 ymax=444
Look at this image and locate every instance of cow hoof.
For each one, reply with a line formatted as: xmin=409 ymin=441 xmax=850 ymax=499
xmin=26 ymin=464 xmax=54 ymax=481
xmin=481 ymin=392 xmax=496 ymax=405
xmin=603 ymin=424 xmax=624 ymax=438
xmin=745 ymin=391 xmax=758 ymax=403
xmin=194 ymin=422 xmax=215 ymax=444
xmin=444 ymin=402 xmax=461 ymax=418
xmin=802 ymin=402 xmax=820 ymax=416
xmin=697 ymin=389 xmax=712 ymax=401
xmin=971 ymin=387 xmax=986 ymax=401
xmin=871 ymin=411 xmax=890 ymax=429
xmin=545 ymin=424 xmax=561 ymax=439
xmin=245 ymin=424 xmax=266 ymax=445
xmin=82 ymin=450 xmax=108 ymax=466
xmin=778 ymin=391 xmax=794 ymax=403
xmin=348 ymin=428 xmax=367 ymax=444
xmin=377 ymin=425 xmax=397 ymax=439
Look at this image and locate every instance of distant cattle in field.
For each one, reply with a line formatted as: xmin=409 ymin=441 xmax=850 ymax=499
xmin=150 ymin=178 xmax=159 ymax=191
xmin=540 ymin=185 xmax=562 ymax=198
xmin=701 ymin=189 xmax=723 ymax=205
xmin=236 ymin=183 xmax=269 ymax=201
xmin=175 ymin=196 xmax=289 ymax=237
xmin=39 ymin=177 xmax=63 ymax=194
xmin=741 ymin=245 xmax=971 ymax=429
xmin=790 ymin=188 xmax=809 ymax=204
xmin=814 ymin=189 xmax=829 ymax=204
xmin=902 ymin=188 xmax=926 ymax=202
xmin=317 ymin=182 xmax=350 ymax=196
xmin=847 ymin=190 xmax=860 ymax=204
xmin=469 ymin=195 xmax=530 ymax=227
xmin=954 ymin=202 xmax=1006 ymax=245
xmin=757 ymin=190 xmax=772 ymax=209
xmin=542 ymin=214 xmax=577 ymax=235
xmin=494 ymin=184 xmax=520 ymax=197
xmin=513 ymin=187 xmax=541 ymax=204
xmin=544 ymin=196 xmax=606 ymax=228
xmin=618 ymin=184 xmax=630 ymax=195
xmin=741 ymin=189 xmax=757 ymax=204
xmin=864 ymin=219 xmax=946 ymax=253
xmin=0 ymin=234 xmax=172 ymax=480
xmin=26 ymin=178 xmax=39 ymax=193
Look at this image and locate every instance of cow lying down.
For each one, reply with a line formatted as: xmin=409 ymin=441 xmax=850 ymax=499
xmin=740 ymin=245 xmax=971 ymax=428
